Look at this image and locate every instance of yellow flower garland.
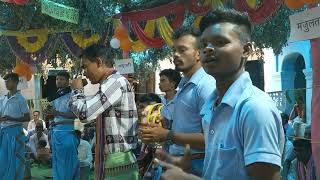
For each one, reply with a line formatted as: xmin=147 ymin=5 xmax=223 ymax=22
xmin=16 ymin=33 xmax=49 ymax=53
xmin=71 ymin=32 xmax=100 ymax=48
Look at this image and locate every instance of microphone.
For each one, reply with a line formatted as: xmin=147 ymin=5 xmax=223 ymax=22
xmin=73 ymin=67 xmax=88 ymax=87
xmin=82 ymin=78 xmax=88 ymax=87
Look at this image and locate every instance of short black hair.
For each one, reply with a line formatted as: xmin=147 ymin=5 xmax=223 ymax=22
xmin=56 ymin=71 xmax=70 ymax=80
xmin=36 ymin=121 xmax=43 ymax=128
xmin=80 ymin=44 xmax=114 ymax=67
xmin=139 ymin=93 xmax=162 ymax=104
xmin=172 ymin=26 xmax=201 ymax=48
xmin=3 ymin=73 xmax=19 ymax=83
xmin=200 ymin=8 xmax=252 ymax=43
xmin=74 ymin=130 xmax=82 ymax=140
xmin=159 ymin=69 xmax=182 ymax=89
xmin=33 ymin=110 xmax=40 ymax=114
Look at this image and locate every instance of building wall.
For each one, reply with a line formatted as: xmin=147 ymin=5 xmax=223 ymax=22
xmin=263 ymin=40 xmax=312 ymax=123
xmin=155 ymin=58 xmax=175 ymax=95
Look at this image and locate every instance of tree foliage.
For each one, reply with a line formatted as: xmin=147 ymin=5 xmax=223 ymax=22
xmin=252 ymin=5 xmax=300 ymax=55
xmin=0 ymin=37 xmax=16 ymax=75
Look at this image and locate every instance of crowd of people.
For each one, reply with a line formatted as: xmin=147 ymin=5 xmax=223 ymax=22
xmin=0 ymin=7 xmax=318 ymax=180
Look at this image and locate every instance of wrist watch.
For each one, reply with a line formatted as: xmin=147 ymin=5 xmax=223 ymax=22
xmin=74 ymin=89 xmax=84 ymax=94
xmin=166 ymin=130 xmax=175 ymax=145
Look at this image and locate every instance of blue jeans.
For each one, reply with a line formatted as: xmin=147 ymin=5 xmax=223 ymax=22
xmin=152 ymin=158 xmax=203 ymax=180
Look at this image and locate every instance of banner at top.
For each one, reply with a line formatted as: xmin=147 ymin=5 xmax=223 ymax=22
xmin=41 ymin=0 xmax=79 ymax=24
xmin=289 ymin=6 xmax=320 ymax=42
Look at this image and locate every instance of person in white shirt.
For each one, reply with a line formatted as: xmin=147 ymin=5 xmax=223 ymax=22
xmin=28 ymin=122 xmax=50 ymax=158
xmin=27 ymin=110 xmax=46 ymax=135
xmin=75 ymin=130 xmax=93 ymax=180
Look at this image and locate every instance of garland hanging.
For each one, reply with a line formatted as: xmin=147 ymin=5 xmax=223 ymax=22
xmin=128 ymin=20 xmax=157 ymax=52
xmin=114 ymin=1 xmax=186 ymax=23
xmin=71 ymin=33 xmax=100 ymax=49
xmin=235 ymin=0 xmax=283 ymax=25
xmin=16 ymin=33 xmax=49 ymax=53
xmin=157 ymin=17 xmax=174 ymax=47
xmin=6 ymin=34 xmax=56 ymax=64
xmin=62 ymin=27 xmax=110 ymax=57
xmin=131 ymin=21 xmax=165 ymax=48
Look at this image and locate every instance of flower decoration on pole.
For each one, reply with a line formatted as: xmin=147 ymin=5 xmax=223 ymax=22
xmin=120 ymin=38 xmax=132 ymax=52
xmin=113 ymin=24 xmax=132 ymax=52
xmin=110 ymin=38 xmax=120 ymax=49
xmin=13 ymin=62 xmax=33 ymax=81
xmin=114 ymin=25 xmax=128 ymax=41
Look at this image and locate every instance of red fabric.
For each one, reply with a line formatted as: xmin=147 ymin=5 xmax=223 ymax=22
xmin=114 ymin=0 xmax=206 ymax=28
xmin=235 ymin=0 xmax=283 ymax=25
xmin=114 ymin=0 xmax=213 ymax=49
xmin=13 ymin=0 xmax=28 ymax=5
xmin=114 ymin=1 xmax=184 ymax=22
xmin=1 ymin=0 xmax=28 ymax=5
xmin=131 ymin=21 xmax=165 ymax=48
xmin=311 ymin=38 xmax=320 ymax=178
xmin=169 ymin=6 xmax=185 ymax=29
xmin=188 ymin=0 xmax=212 ymax=15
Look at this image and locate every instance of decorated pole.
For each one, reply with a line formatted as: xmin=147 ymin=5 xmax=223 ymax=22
xmin=286 ymin=0 xmax=320 ymax=174
xmin=311 ymin=37 xmax=320 ymax=177
xmin=307 ymin=2 xmax=320 ymax=177
xmin=33 ymin=67 xmax=42 ymax=112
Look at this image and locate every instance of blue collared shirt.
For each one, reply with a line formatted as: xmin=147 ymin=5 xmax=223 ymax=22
xmin=160 ymin=96 xmax=175 ymax=129
xmin=0 ymin=91 xmax=29 ymax=128
xmin=170 ymin=67 xmax=215 ymax=155
xmin=201 ymin=72 xmax=284 ymax=180
xmin=53 ymin=92 xmax=74 ymax=122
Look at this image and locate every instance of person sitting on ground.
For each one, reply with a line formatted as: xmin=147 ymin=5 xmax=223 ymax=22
xmin=36 ymin=139 xmax=52 ymax=166
xmin=293 ymin=125 xmax=317 ymax=180
xmin=27 ymin=110 xmax=46 ymax=136
xmin=289 ymin=97 xmax=305 ymax=123
xmin=28 ymin=122 xmax=50 ymax=159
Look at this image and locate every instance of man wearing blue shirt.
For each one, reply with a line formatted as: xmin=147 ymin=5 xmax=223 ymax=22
xmin=47 ymin=71 xmax=80 ymax=180
xmin=0 ymin=73 xmax=30 ymax=180
xmin=157 ymin=8 xmax=284 ymax=180
xmin=159 ymin=69 xmax=181 ymax=130
xmin=140 ymin=27 xmax=216 ymax=175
